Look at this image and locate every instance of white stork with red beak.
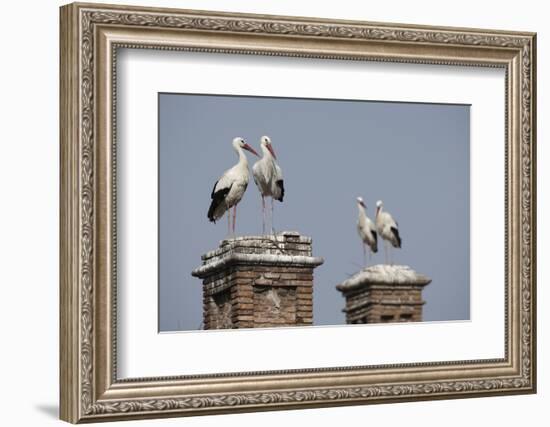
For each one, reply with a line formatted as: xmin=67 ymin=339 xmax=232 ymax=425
xmin=356 ymin=197 xmax=377 ymax=266
xmin=375 ymin=200 xmax=402 ymax=264
xmin=207 ymin=137 xmax=259 ymax=235
xmin=252 ymin=135 xmax=285 ymax=234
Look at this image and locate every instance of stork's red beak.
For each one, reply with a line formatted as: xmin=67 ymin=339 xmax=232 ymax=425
xmin=266 ymin=144 xmax=277 ymax=160
xmin=243 ymin=143 xmax=259 ymax=157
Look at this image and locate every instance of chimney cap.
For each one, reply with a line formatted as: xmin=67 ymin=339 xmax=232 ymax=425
xmin=336 ymin=264 xmax=431 ymax=292
xmin=192 ymin=232 xmax=324 ymax=279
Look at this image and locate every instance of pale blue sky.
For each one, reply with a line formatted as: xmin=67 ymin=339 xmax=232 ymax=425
xmin=159 ymin=93 xmax=470 ymax=331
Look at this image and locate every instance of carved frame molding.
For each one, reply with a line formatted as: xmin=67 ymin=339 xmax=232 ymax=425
xmin=60 ymin=2 xmax=536 ymax=423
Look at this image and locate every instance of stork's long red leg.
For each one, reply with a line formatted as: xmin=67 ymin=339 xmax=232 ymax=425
xmin=270 ymin=197 xmax=275 ymax=235
xmin=262 ymin=196 xmax=266 ymax=235
xmin=233 ymin=205 xmax=237 ymax=235
xmin=227 ymin=208 xmax=231 ymax=237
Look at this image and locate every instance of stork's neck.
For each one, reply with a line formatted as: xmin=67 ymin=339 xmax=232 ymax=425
xmin=357 ymin=204 xmax=367 ymax=221
xmin=235 ymin=145 xmax=249 ymax=167
xmin=260 ymin=144 xmax=274 ymax=161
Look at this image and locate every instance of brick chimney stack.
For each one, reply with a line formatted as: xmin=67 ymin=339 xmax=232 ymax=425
xmin=192 ymin=232 xmax=323 ymax=329
xmin=336 ymin=265 xmax=432 ymax=324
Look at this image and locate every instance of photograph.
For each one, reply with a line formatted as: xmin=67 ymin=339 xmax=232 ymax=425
xmin=158 ymin=93 xmax=471 ymax=331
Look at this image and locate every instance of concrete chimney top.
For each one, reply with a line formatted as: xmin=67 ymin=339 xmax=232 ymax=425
xmin=337 ymin=265 xmax=432 ymax=291
xmin=192 ymin=231 xmax=324 ymax=279
xmin=336 ymin=264 xmax=432 ymax=325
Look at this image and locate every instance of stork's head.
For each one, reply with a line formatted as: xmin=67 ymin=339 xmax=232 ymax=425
xmin=233 ymin=137 xmax=259 ymax=157
xmin=376 ymin=200 xmax=383 ymax=215
xmin=356 ymin=197 xmax=366 ymax=209
xmin=260 ymin=135 xmax=276 ymax=159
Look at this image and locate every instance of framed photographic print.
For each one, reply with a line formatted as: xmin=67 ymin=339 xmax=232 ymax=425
xmin=60 ymin=2 xmax=537 ymax=423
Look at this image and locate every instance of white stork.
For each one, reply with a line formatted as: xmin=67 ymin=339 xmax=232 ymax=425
xmin=252 ymin=135 xmax=285 ymax=234
xmin=375 ymin=200 xmax=402 ymax=264
xmin=356 ymin=197 xmax=378 ymax=266
xmin=207 ymin=137 xmax=259 ymax=235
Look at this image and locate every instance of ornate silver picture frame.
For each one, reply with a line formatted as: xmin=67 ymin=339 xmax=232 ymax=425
xmin=60 ymin=2 xmax=536 ymax=423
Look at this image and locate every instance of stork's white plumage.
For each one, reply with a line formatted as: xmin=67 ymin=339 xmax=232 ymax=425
xmin=356 ymin=197 xmax=377 ymax=266
xmin=375 ymin=200 xmax=402 ymax=264
xmin=207 ymin=137 xmax=259 ymax=234
xmin=252 ymin=135 xmax=285 ymax=234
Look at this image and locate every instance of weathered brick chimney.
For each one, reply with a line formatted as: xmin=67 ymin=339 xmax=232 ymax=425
xmin=336 ymin=265 xmax=432 ymax=324
xmin=192 ymin=232 xmax=324 ymax=329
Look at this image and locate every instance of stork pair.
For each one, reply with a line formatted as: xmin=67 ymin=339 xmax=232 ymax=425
xmin=207 ymin=136 xmax=284 ymax=235
xmin=356 ymin=198 xmax=402 ymax=266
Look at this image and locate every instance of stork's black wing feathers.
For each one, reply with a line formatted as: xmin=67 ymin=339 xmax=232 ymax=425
xmin=208 ymin=182 xmax=231 ymax=223
xmin=210 ymin=180 xmax=219 ymax=198
xmin=390 ymin=226 xmax=402 ymax=248
xmin=275 ymin=179 xmax=285 ymax=202
xmin=370 ymin=229 xmax=378 ymax=253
